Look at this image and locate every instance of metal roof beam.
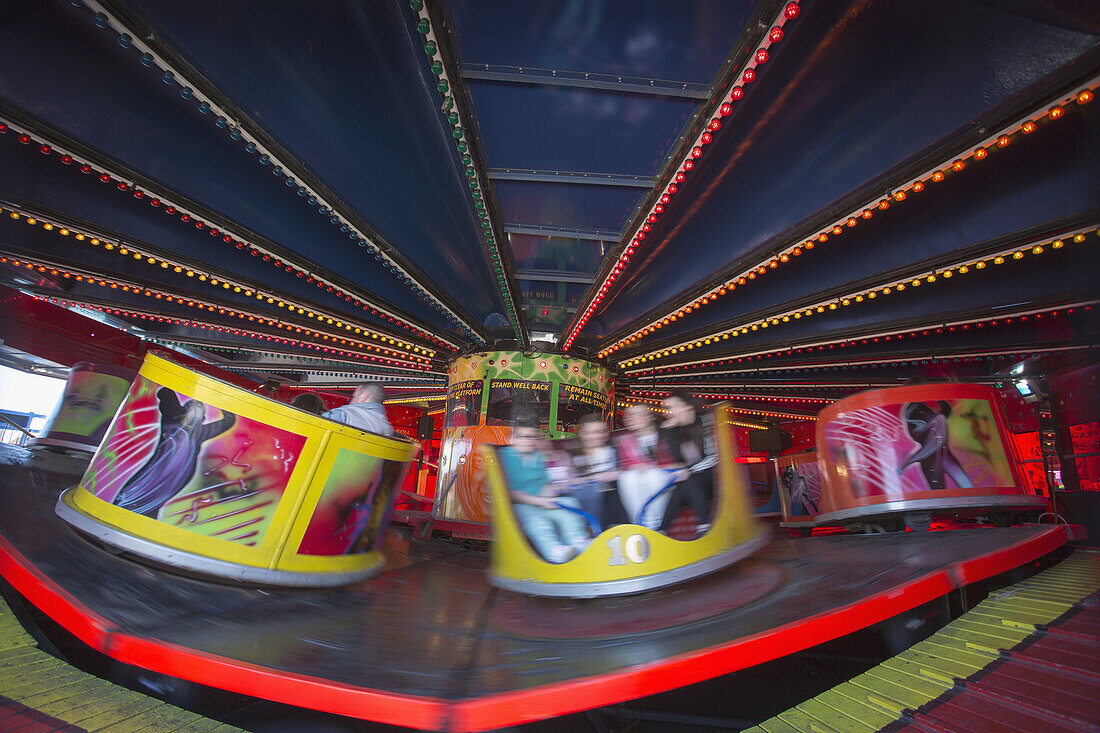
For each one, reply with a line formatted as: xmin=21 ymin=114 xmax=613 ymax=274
xmin=460 ymin=64 xmax=710 ymax=99
xmin=488 ymin=169 xmax=655 ymax=188
xmin=513 ymin=269 xmax=594 ymax=284
xmin=504 ymin=224 xmax=620 ymax=242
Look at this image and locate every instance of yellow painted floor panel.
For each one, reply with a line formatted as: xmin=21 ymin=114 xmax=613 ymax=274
xmin=744 ymin=549 xmax=1100 ymax=733
xmin=0 ymin=594 xmax=242 ymax=732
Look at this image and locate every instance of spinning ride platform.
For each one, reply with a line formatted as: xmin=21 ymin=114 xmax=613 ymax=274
xmin=0 ymin=444 xmax=1075 ymax=732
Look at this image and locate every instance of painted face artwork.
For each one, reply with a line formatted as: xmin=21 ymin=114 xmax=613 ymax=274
xmin=112 ymin=387 xmax=237 ymax=517
xmin=82 ymin=376 xmax=307 ymax=545
xmin=823 ymin=395 xmax=1015 ymax=498
xmin=899 ymin=401 xmax=973 ymax=491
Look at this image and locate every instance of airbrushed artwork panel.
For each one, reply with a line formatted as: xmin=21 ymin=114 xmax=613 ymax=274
xmin=777 ymin=453 xmax=822 ymax=519
xmin=297 ymin=449 xmax=408 ymax=556
xmin=822 ymin=397 xmax=1016 ymax=502
xmin=35 ymin=363 xmax=134 ymax=449
xmin=81 ymin=376 xmax=307 ymax=546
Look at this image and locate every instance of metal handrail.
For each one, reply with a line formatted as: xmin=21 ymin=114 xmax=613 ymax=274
xmin=0 ymin=413 xmax=35 ymax=439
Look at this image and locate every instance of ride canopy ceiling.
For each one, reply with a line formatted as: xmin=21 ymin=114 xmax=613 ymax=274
xmin=0 ymin=0 xmax=1096 ymax=407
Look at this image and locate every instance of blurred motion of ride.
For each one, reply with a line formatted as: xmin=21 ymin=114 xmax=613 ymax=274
xmin=778 ymin=383 xmax=1048 ymax=535
xmin=54 ymin=352 xmax=418 ymax=587
xmin=481 ymin=403 xmax=770 ymax=598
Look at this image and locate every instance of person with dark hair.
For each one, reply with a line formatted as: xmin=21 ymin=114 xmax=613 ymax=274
xmin=567 ymin=414 xmax=628 ymax=529
xmin=290 ymin=392 xmax=326 ymax=415
xmin=322 ymin=382 xmax=394 ymax=436
xmin=498 ymin=419 xmax=590 ymax=563
xmin=659 ymin=391 xmax=717 ymax=536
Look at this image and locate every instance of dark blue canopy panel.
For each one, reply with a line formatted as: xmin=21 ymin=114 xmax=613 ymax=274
xmin=447 ymin=0 xmax=758 ymax=329
xmin=0 ymin=0 xmax=1096 ymax=402
xmin=590 ymin=0 xmax=1100 ymax=334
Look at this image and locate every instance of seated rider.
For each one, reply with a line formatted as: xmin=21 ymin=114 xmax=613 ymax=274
xmin=321 ymin=383 xmax=394 ymax=436
xmin=567 ymin=414 xmax=628 ymax=530
xmin=658 ymin=391 xmax=717 ymax=536
xmin=498 ymin=419 xmax=591 ymax=564
xmin=615 ymin=404 xmax=679 ymax=529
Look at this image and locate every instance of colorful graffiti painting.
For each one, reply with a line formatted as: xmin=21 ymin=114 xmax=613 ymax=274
xmin=81 ymin=376 xmax=306 ymax=545
xmin=298 ymin=449 xmax=408 ymax=555
xmin=823 ymin=397 xmax=1015 ymax=499
xmin=35 ymin=363 xmax=134 ymax=449
xmin=777 ymin=455 xmax=822 ymax=517
xmin=437 ymin=424 xmax=512 ymax=523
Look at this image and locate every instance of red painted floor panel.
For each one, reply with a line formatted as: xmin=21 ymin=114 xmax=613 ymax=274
xmin=907 ymin=593 xmax=1100 ymax=733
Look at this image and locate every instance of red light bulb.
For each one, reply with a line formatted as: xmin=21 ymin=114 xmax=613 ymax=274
xmin=743 ymin=68 xmax=756 ymax=84
xmin=691 ymin=146 xmax=702 ymax=158
xmin=660 ymin=194 xmax=670 ymax=204
xmin=683 ymin=160 xmax=694 ymax=171
xmin=667 ymin=184 xmax=677 ymax=194
xmin=755 ymin=49 xmax=768 ymax=64
xmin=674 ymin=172 xmax=685 ymax=183
xmin=708 ymin=118 xmax=721 ymax=131
xmin=700 ymin=132 xmax=712 ymax=144
xmin=719 ymin=102 xmax=732 ymax=116
xmin=730 ymin=86 xmax=744 ymax=100
xmin=769 ymin=26 xmax=784 ymax=42
xmin=785 ymin=2 xmax=800 ymax=19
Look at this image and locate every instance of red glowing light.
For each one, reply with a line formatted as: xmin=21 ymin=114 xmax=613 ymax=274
xmin=708 ymin=118 xmax=721 ymax=131
xmin=769 ymin=26 xmax=784 ymax=42
xmin=785 ymin=2 xmax=800 ymax=19
xmin=743 ymin=69 xmax=756 ymax=84
xmin=755 ymin=49 xmax=768 ymax=64
xmin=719 ymin=102 xmax=732 ymax=116
xmin=730 ymin=87 xmax=744 ymax=101
xmin=691 ymin=146 xmax=703 ymax=158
